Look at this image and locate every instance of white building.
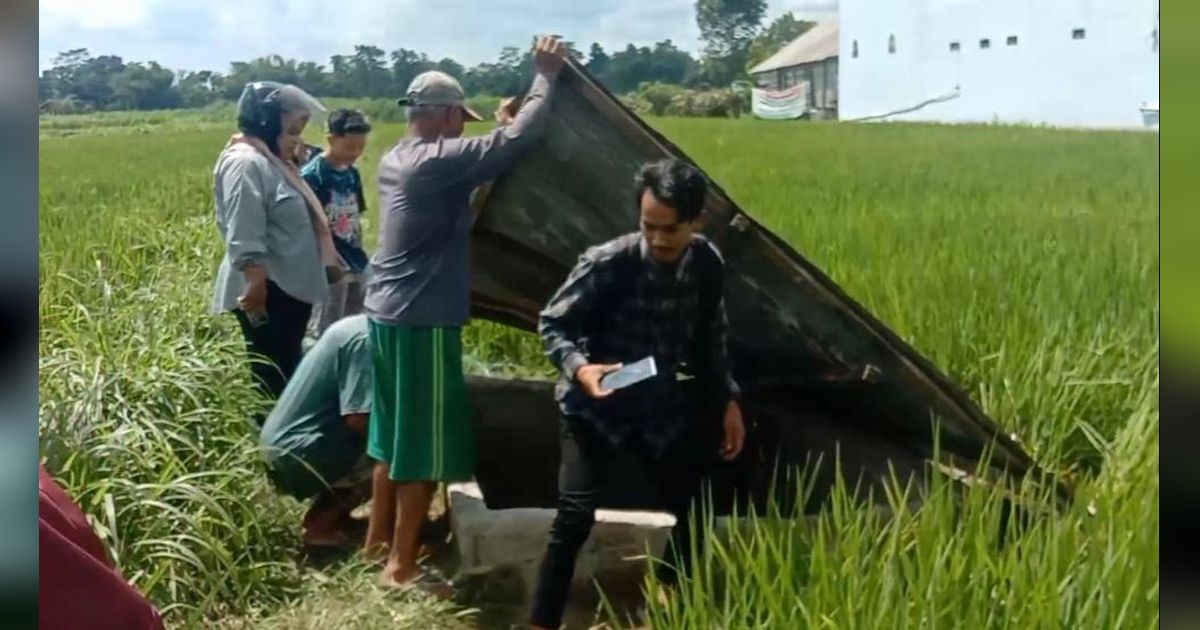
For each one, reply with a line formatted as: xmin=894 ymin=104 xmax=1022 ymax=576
xmin=838 ymin=0 xmax=1159 ymax=128
xmin=749 ymin=20 xmax=840 ymax=119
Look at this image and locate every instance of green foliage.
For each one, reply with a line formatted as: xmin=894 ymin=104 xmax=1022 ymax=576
xmin=627 ymin=83 xmax=743 ymax=118
xmin=39 ymin=133 xmax=298 ymax=623
xmin=110 ymin=61 xmax=179 ymax=110
xmin=40 ymin=49 xmax=132 ymax=110
xmin=632 ymin=83 xmax=689 ymax=116
xmin=41 ymin=37 xmax=703 ymax=113
xmin=641 ymin=396 xmax=1158 ymax=628
xmin=590 ymin=41 xmax=700 ymax=93
xmin=695 ymin=0 xmax=768 ymax=84
xmin=747 ymin=12 xmax=817 ymax=70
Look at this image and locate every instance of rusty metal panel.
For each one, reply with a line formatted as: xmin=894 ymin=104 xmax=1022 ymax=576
xmin=468 ymin=58 xmax=1068 ymax=511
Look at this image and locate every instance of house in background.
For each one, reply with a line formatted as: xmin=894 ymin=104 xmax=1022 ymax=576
xmin=838 ymin=0 xmax=1159 ymax=128
xmin=749 ymin=19 xmax=840 ymax=120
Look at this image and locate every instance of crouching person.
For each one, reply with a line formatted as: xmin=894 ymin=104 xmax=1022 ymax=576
xmin=260 ymin=314 xmax=377 ymax=548
xmin=529 ymin=158 xmax=747 ymax=629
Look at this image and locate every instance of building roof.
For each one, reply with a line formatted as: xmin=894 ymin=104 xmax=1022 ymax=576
xmin=750 ymin=18 xmax=839 ymax=75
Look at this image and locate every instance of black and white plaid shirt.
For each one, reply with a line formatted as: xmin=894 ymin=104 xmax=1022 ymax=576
xmin=538 ymin=233 xmax=739 ymax=454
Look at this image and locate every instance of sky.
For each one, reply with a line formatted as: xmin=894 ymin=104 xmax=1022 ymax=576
xmin=38 ymin=0 xmax=837 ymax=73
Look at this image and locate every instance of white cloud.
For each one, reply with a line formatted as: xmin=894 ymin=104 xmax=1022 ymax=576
xmin=39 ymin=0 xmax=839 ymax=73
xmin=769 ymin=0 xmax=839 ymax=20
xmin=40 ymin=0 xmax=153 ymax=30
xmin=593 ymin=0 xmax=700 ymax=51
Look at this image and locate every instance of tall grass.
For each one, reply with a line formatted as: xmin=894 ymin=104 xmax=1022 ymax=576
xmin=39 ymin=116 xmax=1157 ymax=627
xmin=38 ymin=155 xmax=304 ymax=622
xmin=636 ymin=393 xmax=1158 ymax=629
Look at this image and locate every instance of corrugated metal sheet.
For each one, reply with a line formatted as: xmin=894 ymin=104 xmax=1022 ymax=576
xmin=467 ymin=57 xmax=1071 ymax=512
xmin=750 ymin=18 xmax=840 ymax=75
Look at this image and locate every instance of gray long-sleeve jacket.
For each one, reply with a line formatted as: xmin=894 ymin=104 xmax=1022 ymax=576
xmin=364 ymin=73 xmax=556 ymax=327
xmin=210 ymin=143 xmax=327 ymax=312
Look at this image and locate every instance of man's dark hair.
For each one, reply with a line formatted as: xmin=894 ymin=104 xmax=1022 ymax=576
xmin=328 ymin=109 xmax=372 ymax=136
xmin=634 ymin=158 xmax=708 ymax=223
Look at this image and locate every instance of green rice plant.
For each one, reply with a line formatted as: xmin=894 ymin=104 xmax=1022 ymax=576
xmin=39 ymin=164 xmax=301 ymax=623
xmin=638 ymin=394 xmax=1158 ymax=629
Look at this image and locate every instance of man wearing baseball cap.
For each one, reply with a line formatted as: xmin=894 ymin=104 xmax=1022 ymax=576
xmin=362 ymin=35 xmax=566 ymax=593
xmin=396 ymin=72 xmax=487 ymax=122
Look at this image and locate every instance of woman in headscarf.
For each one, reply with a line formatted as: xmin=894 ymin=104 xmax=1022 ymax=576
xmin=211 ymin=81 xmax=345 ymax=413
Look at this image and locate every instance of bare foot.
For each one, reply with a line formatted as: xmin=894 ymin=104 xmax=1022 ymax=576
xmin=362 ymin=541 xmax=390 ymax=563
xmin=379 ymin=564 xmax=454 ymax=600
xmin=363 ymin=542 xmax=434 ymax=565
xmin=363 ymin=539 xmax=388 ymax=553
xmin=379 ymin=560 xmax=421 ymax=587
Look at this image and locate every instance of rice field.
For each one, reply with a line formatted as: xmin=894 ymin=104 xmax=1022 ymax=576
xmin=38 ymin=112 xmax=1158 ymax=628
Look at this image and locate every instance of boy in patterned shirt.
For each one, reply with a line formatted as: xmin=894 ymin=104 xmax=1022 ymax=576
xmin=301 ymin=109 xmax=372 ymax=336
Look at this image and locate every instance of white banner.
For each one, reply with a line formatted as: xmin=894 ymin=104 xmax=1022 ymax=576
xmin=752 ymin=83 xmax=810 ymax=120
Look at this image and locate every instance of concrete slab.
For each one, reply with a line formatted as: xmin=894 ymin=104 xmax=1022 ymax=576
xmin=448 ymin=482 xmax=675 ymax=602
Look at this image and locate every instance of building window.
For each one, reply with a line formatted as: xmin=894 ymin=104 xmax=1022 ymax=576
xmin=1007 ymin=35 xmax=1018 ymax=46
xmin=852 ymin=39 xmax=859 ymax=58
xmin=1073 ymin=28 xmax=1086 ymax=40
xmin=888 ymin=34 xmax=897 ymax=54
xmin=980 ymin=38 xmax=991 ymax=49
xmin=949 ymin=41 xmax=961 ymax=52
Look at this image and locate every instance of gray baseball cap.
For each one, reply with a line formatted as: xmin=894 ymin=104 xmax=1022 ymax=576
xmin=397 ymin=71 xmax=483 ymax=121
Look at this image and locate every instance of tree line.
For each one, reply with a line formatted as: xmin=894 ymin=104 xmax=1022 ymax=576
xmin=39 ymin=2 xmax=815 ymax=114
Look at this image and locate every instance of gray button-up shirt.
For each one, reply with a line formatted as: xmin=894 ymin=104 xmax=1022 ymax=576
xmin=211 ymin=144 xmax=327 ymax=313
xmin=364 ymin=73 xmax=555 ymax=327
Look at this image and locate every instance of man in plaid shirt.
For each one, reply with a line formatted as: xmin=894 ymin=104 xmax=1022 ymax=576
xmin=529 ymin=158 xmax=746 ymax=630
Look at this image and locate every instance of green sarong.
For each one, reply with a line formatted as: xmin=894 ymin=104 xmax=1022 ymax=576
xmin=367 ymin=321 xmax=474 ymax=481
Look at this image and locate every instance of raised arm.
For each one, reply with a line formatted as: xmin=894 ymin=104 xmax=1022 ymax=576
xmin=441 ymin=37 xmax=566 ymax=186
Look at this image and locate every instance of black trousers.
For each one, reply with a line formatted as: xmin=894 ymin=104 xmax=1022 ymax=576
xmin=233 ymin=281 xmax=312 ymax=423
xmin=529 ymin=417 xmax=713 ymax=629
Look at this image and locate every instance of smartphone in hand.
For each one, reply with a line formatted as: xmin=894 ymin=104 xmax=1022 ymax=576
xmin=600 ymin=356 xmax=657 ymax=391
